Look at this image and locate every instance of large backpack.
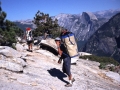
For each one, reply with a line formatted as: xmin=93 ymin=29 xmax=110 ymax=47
xmin=26 ymin=30 xmax=33 ymax=41
xmin=60 ymin=32 xmax=79 ymax=63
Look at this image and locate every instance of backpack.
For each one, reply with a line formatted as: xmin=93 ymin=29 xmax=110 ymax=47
xmin=26 ymin=30 xmax=33 ymax=41
xmin=60 ymin=32 xmax=79 ymax=62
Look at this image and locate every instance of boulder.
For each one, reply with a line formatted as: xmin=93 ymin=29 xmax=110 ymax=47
xmin=0 ymin=60 xmax=23 ymax=72
xmin=40 ymin=38 xmax=57 ymax=50
xmin=0 ymin=46 xmax=22 ymax=58
xmin=40 ymin=38 xmax=58 ymax=55
xmin=15 ymin=43 xmax=24 ymax=52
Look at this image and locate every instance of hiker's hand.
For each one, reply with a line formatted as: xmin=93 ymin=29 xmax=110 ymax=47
xmin=58 ymin=55 xmax=61 ymax=58
xmin=58 ymin=60 xmax=61 ymax=64
xmin=58 ymin=58 xmax=62 ymax=64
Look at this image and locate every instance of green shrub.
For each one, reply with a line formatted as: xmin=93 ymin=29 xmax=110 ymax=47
xmin=80 ymin=55 xmax=119 ymax=69
xmin=99 ymin=62 xmax=106 ymax=69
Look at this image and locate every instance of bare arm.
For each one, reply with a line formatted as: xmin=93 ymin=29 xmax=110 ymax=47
xmin=56 ymin=41 xmax=63 ymax=64
xmin=56 ymin=41 xmax=63 ymax=56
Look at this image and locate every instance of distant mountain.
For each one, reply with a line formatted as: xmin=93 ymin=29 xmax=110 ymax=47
xmin=82 ymin=13 xmax=120 ymax=63
xmin=14 ymin=19 xmax=36 ymax=31
xmin=93 ymin=9 xmax=120 ymax=19
xmin=13 ymin=9 xmax=120 ymax=42
xmin=53 ymin=9 xmax=120 ymax=41
xmin=53 ymin=12 xmax=100 ymax=41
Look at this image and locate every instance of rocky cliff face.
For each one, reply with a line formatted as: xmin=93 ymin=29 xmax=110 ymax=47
xmin=82 ymin=13 xmax=120 ymax=63
xmin=53 ymin=10 xmax=120 ymax=42
xmin=54 ymin=12 xmax=100 ymax=41
xmin=0 ymin=39 xmax=120 ymax=90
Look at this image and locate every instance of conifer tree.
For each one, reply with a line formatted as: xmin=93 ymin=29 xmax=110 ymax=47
xmin=0 ymin=1 xmax=23 ymax=46
xmin=33 ymin=10 xmax=61 ymax=38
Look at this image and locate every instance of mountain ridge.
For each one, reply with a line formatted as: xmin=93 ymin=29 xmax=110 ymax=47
xmin=82 ymin=12 xmax=120 ymax=63
xmin=14 ymin=9 xmax=120 ymax=41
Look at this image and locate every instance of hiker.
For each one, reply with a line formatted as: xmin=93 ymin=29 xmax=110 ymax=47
xmin=25 ymin=27 xmax=33 ymax=52
xmin=55 ymin=37 xmax=75 ymax=87
xmin=60 ymin=29 xmax=79 ymax=64
xmin=44 ymin=29 xmax=51 ymax=39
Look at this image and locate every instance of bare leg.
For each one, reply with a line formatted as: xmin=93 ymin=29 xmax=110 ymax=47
xmin=28 ymin=45 xmax=30 ymax=50
xmin=68 ymin=74 xmax=72 ymax=80
xmin=30 ymin=43 xmax=32 ymax=50
xmin=28 ymin=43 xmax=32 ymax=52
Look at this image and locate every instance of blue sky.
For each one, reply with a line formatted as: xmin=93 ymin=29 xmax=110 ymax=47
xmin=1 ymin=0 xmax=120 ymax=21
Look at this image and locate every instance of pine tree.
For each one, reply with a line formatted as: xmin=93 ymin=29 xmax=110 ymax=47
xmin=0 ymin=1 xmax=23 ymax=46
xmin=33 ymin=10 xmax=61 ymax=38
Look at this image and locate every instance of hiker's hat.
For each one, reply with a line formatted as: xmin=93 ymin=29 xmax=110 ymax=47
xmin=26 ymin=27 xmax=31 ymax=31
xmin=55 ymin=37 xmax=61 ymax=41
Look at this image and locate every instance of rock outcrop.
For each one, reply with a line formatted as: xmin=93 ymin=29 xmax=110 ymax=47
xmin=0 ymin=39 xmax=120 ymax=90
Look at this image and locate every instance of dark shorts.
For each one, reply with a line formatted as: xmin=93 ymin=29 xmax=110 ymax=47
xmin=62 ymin=56 xmax=71 ymax=76
xmin=27 ymin=40 xmax=33 ymax=45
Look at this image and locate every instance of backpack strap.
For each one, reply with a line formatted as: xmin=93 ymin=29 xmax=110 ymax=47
xmin=67 ymin=32 xmax=75 ymax=45
xmin=60 ymin=32 xmax=75 ymax=45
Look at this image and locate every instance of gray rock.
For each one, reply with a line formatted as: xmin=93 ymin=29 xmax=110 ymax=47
xmin=0 ymin=46 xmax=22 ymax=58
xmin=0 ymin=60 xmax=23 ymax=71
xmin=1 ymin=56 xmax=27 ymax=67
xmin=15 ymin=43 xmax=24 ymax=52
xmin=0 ymin=45 xmax=120 ymax=90
xmin=40 ymin=38 xmax=58 ymax=50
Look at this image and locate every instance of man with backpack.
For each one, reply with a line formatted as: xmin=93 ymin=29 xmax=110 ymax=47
xmin=55 ymin=29 xmax=75 ymax=87
xmin=60 ymin=29 xmax=79 ymax=64
xmin=25 ymin=27 xmax=33 ymax=52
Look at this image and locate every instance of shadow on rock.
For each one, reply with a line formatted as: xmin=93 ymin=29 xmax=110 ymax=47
xmin=47 ymin=68 xmax=69 ymax=84
xmin=40 ymin=43 xmax=58 ymax=56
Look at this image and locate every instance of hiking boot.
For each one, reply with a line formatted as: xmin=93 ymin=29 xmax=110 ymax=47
xmin=29 ymin=50 xmax=33 ymax=52
xmin=65 ymin=78 xmax=75 ymax=87
xmin=65 ymin=83 xmax=72 ymax=87
xmin=71 ymin=63 xmax=77 ymax=65
xmin=27 ymin=49 xmax=30 ymax=51
xmin=72 ymin=78 xmax=75 ymax=83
